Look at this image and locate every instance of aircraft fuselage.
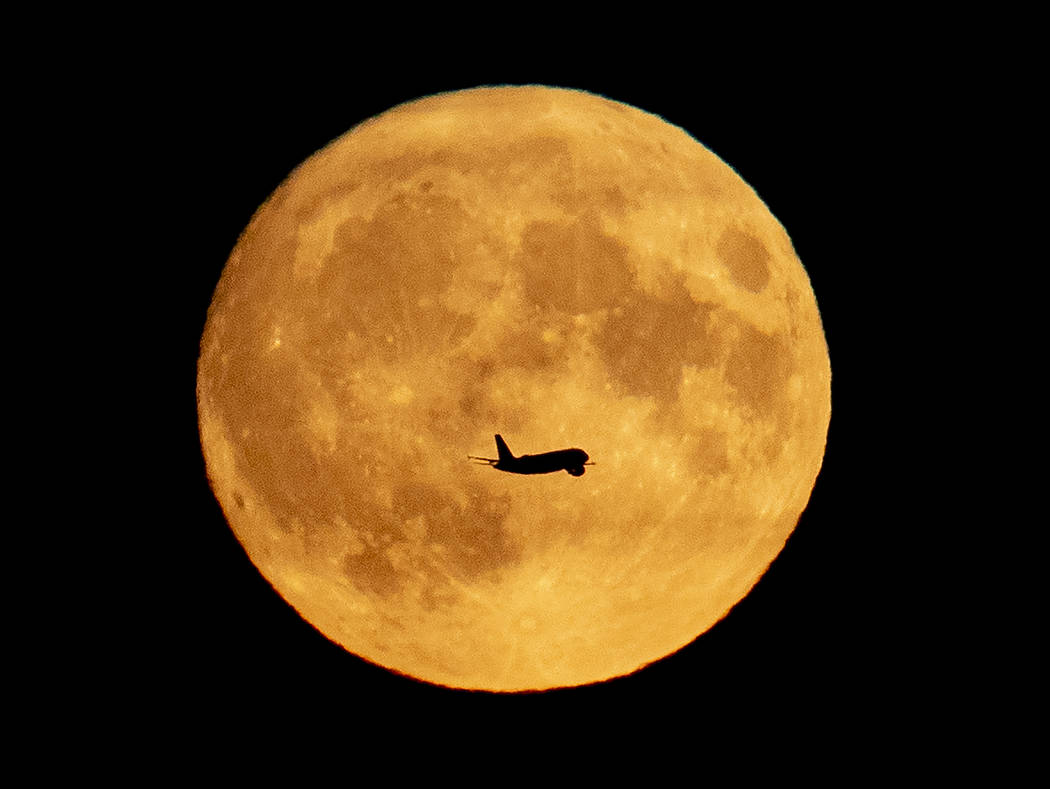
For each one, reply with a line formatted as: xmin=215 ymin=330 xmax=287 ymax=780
xmin=495 ymin=448 xmax=590 ymax=476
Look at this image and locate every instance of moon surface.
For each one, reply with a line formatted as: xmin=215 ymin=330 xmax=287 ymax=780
xmin=197 ymin=86 xmax=831 ymax=691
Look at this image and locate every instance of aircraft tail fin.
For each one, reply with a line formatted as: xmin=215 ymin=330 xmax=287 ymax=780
xmin=494 ymin=434 xmax=514 ymax=463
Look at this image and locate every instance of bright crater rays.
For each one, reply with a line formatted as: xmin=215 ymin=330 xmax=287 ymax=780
xmin=197 ymin=86 xmax=830 ymax=691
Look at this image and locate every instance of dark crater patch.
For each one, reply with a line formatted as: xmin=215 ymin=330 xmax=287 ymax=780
xmin=595 ymin=270 xmax=720 ymax=403
xmin=687 ymin=427 xmax=731 ymax=478
xmin=341 ymin=480 xmax=519 ymax=602
xmin=216 ymin=352 xmax=354 ymax=530
xmin=516 ymin=216 xmax=633 ymax=314
xmin=717 ymin=227 xmax=771 ymax=293
xmin=724 ymin=323 xmax=792 ymax=420
xmin=394 ymin=481 xmax=518 ymax=582
xmin=312 ymin=191 xmax=483 ymax=358
xmin=343 ymin=540 xmax=402 ymax=597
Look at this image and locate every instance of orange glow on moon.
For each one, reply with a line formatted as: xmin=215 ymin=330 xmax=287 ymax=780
xmin=197 ymin=86 xmax=831 ymax=691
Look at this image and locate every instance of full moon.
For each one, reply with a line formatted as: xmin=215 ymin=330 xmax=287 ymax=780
xmin=197 ymin=86 xmax=830 ymax=691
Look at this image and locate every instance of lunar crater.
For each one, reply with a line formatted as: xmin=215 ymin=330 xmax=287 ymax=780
xmin=717 ymin=226 xmax=772 ymax=293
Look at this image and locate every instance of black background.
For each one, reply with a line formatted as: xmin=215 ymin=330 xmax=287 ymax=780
xmin=139 ymin=54 xmax=929 ymax=737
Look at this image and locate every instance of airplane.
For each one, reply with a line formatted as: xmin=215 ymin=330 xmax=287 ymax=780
xmin=469 ymin=434 xmax=594 ymax=477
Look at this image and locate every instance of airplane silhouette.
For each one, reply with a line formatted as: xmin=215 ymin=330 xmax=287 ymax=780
xmin=469 ymin=434 xmax=594 ymax=477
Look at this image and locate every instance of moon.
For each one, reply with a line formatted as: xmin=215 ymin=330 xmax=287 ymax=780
xmin=197 ymin=86 xmax=830 ymax=691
